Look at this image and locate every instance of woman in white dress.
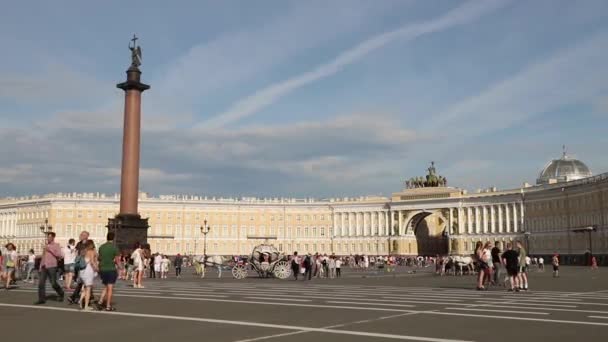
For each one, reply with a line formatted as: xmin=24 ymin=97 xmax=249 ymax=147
xmin=78 ymin=240 xmax=98 ymax=310
xmin=131 ymin=242 xmax=144 ymax=288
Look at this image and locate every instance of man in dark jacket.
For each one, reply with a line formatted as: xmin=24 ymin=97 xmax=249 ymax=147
xmin=304 ymin=254 xmax=313 ymax=280
xmin=174 ymin=254 xmax=183 ymax=278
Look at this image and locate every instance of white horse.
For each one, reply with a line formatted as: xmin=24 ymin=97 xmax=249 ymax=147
xmin=200 ymin=255 xmax=227 ymax=278
xmin=447 ymin=256 xmax=475 ymax=276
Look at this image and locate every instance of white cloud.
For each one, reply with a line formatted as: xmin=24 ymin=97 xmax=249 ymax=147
xmin=202 ymin=0 xmax=509 ymax=128
xmin=153 ymin=1 xmax=398 ymax=113
xmin=428 ymin=31 xmax=608 ymax=135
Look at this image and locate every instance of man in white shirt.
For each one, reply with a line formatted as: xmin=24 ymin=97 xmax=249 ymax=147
xmin=538 ymin=257 xmax=545 ymax=271
xmin=335 ymin=258 xmax=342 ymax=278
xmin=154 ymin=253 xmax=162 ymax=278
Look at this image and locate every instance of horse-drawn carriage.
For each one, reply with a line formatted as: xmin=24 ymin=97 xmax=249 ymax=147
xmin=232 ymin=243 xmax=292 ymax=279
xmin=199 ymin=244 xmax=292 ymax=279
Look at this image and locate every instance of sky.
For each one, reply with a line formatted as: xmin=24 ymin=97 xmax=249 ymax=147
xmin=1 ymin=0 xmax=607 ymax=198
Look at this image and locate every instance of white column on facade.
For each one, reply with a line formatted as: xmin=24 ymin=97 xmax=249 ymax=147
xmin=364 ymin=212 xmax=369 ymax=236
xmin=477 ymin=206 xmax=488 ymax=233
xmin=519 ymin=202 xmax=524 ymax=232
xmin=372 ymin=212 xmax=377 ymax=235
xmin=340 ymin=213 xmax=345 ymax=236
xmin=384 ymin=211 xmax=389 ymax=236
xmin=475 ymin=207 xmax=480 ymax=234
xmin=467 ymin=207 xmax=473 ymax=234
xmin=398 ymin=211 xmax=403 ymax=236
xmin=504 ymin=204 xmax=510 ymax=233
xmin=457 ymin=208 xmax=464 ymax=234
xmin=348 ymin=212 xmax=353 ymax=236
xmin=389 ymin=211 xmax=394 ymax=236
xmin=512 ymin=203 xmax=518 ymax=232
xmin=490 ymin=205 xmax=496 ymax=233
xmin=498 ymin=205 xmax=503 ymax=233
xmin=355 ymin=212 xmax=360 ymax=236
xmin=448 ymin=208 xmax=453 ymax=234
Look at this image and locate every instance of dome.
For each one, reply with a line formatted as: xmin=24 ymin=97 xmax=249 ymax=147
xmin=537 ymin=148 xmax=592 ymax=185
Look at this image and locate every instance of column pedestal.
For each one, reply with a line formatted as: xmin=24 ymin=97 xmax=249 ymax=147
xmin=107 ymin=214 xmax=149 ymax=251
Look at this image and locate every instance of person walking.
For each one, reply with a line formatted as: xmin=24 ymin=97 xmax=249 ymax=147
xmin=291 ymin=252 xmax=301 ymax=280
xmin=174 ymin=253 xmax=183 ymax=278
xmin=474 ymin=241 xmax=486 ymax=290
xmin=335 ymin=257 xmax=342 ymax=278
xmin=516 ymin=241 xmax=529 ymax=291
xmin=68 ymin=231 xmax=94 ymax=305
xmin=35 ymin=232 xmax=64 ymax=304
xmin=131 ymin=242 xmax=144 ymax=288
xmin=552 ymin=254 xmax=560 ymax=277
xmin=3 ymin=243 xmax=17 ymax=290
xmin=153 ymin=253 xmax=162 ymax=278
xmin=62 ymin=239 xmax=76 ymax=290
xmin=491 ymin=242 xmax=502 ymax=286
xmin=97 ymin=232 xmax=119 ymax=311
xmin=23 ymin=249 xmax=36 ymax=283
xmin=78 ymin=240 xmax=98 ymax=311
xmin=501 ymin=242 xmax=520 ymax=292
xmin=304 ymin=254 xmax=313 ymax=280
xmin=329 ymin=256 xmax=336 ymax=279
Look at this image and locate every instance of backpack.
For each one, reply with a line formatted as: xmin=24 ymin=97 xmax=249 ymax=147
xmin=74 ymin=255 xmax=87 ymax=271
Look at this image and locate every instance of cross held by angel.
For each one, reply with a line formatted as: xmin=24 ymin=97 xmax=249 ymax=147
xmin=129 ymin=34 xmax=142 ymax=67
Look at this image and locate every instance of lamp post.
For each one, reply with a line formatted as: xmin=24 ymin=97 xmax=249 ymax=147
xmin=39 ymin=218 xmax=53 ymax=253
xmin=200 ymin=220 xmax=211 ymax=258
xmin=573 ymin=226 xmax=596 ymax=265
xmin=523 ymin=231 xmax=531 ymax=255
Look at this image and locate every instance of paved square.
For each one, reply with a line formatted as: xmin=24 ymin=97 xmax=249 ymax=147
xmin=1 ymin=266 xmax=607 ymax=342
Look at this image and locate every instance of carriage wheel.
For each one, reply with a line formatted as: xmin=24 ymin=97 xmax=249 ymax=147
xmin=232 ymin=265 xmax=248 ymax=279
xmin=273 ymin=261 xmax=292 ymax=280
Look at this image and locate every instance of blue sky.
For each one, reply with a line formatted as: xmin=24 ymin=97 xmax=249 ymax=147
xmin=1 ymin=0 xmax=607 ymax=197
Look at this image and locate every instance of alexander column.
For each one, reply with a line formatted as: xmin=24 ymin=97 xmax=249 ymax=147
xmin=107 ymin=35 xmax=150 ymax=250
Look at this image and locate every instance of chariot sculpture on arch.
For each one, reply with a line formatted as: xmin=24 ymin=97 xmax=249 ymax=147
xmin=405 ymin=161 xmax=448 ymax=189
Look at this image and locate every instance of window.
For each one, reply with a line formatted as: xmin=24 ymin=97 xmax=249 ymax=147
xmin=223 ymin=225 xmax=228 ymax=237
xmin=97 ymin=211 xmax=102 ymax=219
xmin=296 ymin=215 xmax=301 ymax=221
xmin=321 ymin=228 xmax=325 ymax=237
xmin=313 ymin=227 xmax=317 ymax=236
xmin=304 ymin=227 xmax=309 ymax=236
xmin=186 ymin=213 xmax=191 ymax=220
xmin=68 ymin=211 xmax=73 ymax=218
xmin=271 ymin=215 xmax=275 ymax=221
xmin=304 ymin=215 xmax=309 ymax=221
xmin=87 ymin=211 xmax=93 ymax=219
xmin=195 ymin=213 xmax=200 ymax=220
xmin=260 ymin=226 xmax=265 ymax=235
xmin=296 ymin=227 xmax=301 ymax=237
xmin=268 ymin=227 xmax=274 ymax=235
xmin=77 ymin=211 xmax=82 ymax=219
xmin=185 ymin=225 xmax=191 ymax=237
xmin=312 ymin=215 xmax=316 ymax=221
xmin=249 ymin=226 xmax=255 ymax=235
xmin=168 ymin=212 xmax=173 ymax=219
xmin=250 ymin=215 xmax=254 ymax=221
xmin=232 ymin=225 xmax=237 ymax=237
xmin=166 ymin=224 xmax=173 ymax=235
xmin=157 ymin=212 xmax=161 ymax=219
xmin=57 ymin=210 xmax=62 ymax=218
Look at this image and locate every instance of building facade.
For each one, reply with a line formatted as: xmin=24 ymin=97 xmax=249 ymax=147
xmin=1 ymin=166 xmax=607 ymax=265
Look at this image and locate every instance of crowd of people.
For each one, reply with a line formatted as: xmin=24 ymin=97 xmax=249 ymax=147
xmin=0 ymin=231 xmax=601 ymax=311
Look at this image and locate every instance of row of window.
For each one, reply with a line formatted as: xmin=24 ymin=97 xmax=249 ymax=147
xmin=149 ymin=225 xmax=333 ymax=238
xmin=52 ymin=209 xmax=330 ymax=223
